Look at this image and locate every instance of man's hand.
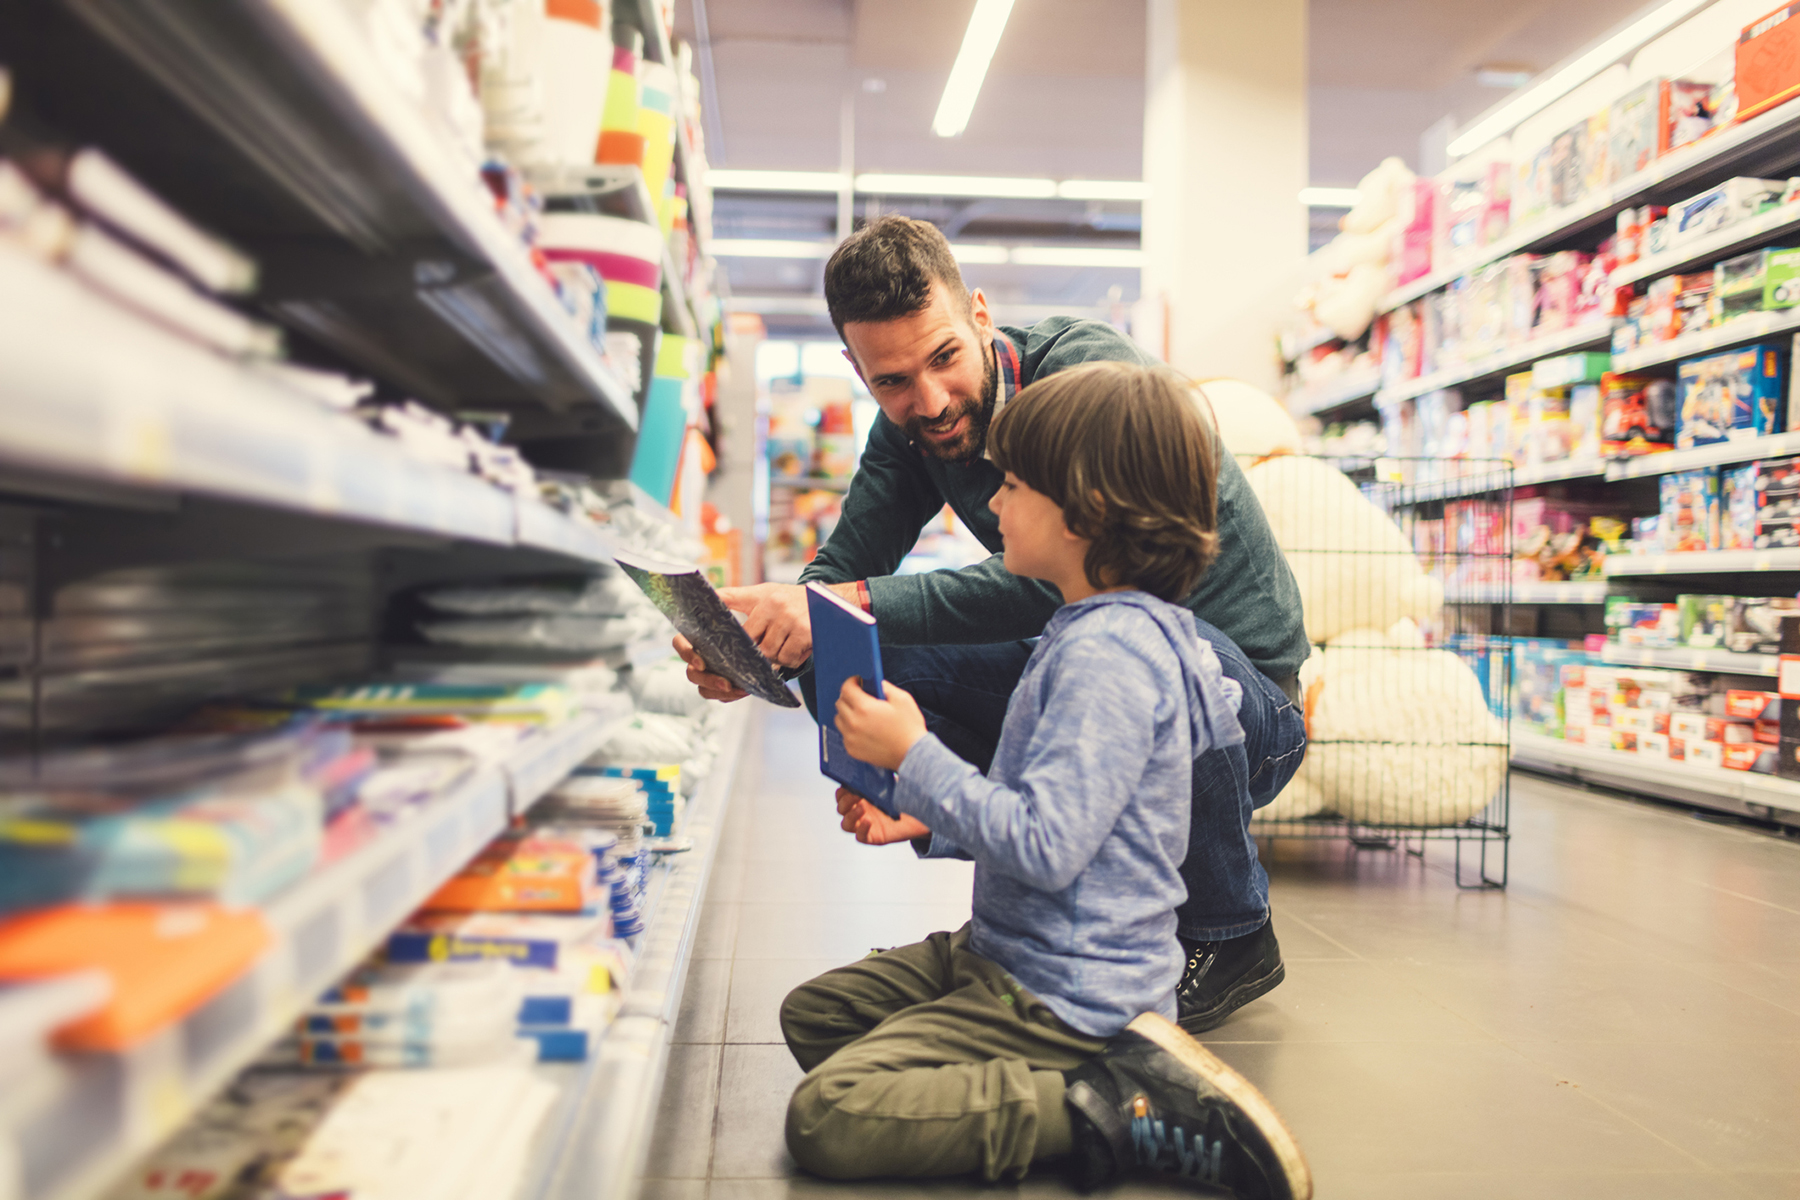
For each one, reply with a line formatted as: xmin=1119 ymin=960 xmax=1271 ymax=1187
xmin=835 ymin=678 xmax=927 ymax=770
xmin=835 ymin=786 xmax=931 ymax=846
xmin=718 ymin=581 xmax=862 ymax=670
xmin=673 ymin=634 xmax=748 ymax=703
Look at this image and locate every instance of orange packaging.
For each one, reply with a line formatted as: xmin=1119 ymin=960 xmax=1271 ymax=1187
xmin=422 ymin=837 xmax=596 ymax=913
xmin=1756 ymin=719 xmax=1782 ymax=745
xmin=1722 ymin=743 xmax=1766 ymax=771
xmin=1668 ymin=736 xmax=1687 ymax=761
xmin=1737 ymin=4 xmax=1800 ymax=122
xmin=0 ymin=904 xmax=271 ymax=1050
xmin=1725 ymin=689 xmax=1777 ymax=719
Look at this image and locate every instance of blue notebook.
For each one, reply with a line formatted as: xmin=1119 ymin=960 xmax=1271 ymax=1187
xmin=806 ymin=583 xmax=899 ymax=816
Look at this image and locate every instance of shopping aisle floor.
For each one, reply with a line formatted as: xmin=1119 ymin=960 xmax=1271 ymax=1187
xmin=646 ymin=705 xmax=1800 ymax=1200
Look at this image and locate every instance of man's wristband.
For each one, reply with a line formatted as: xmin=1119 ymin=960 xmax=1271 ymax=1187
xmin=855 ymin=579 xmax=872 ymax=613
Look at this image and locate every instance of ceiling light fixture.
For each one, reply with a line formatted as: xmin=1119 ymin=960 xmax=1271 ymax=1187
xmin=710 ymin=239 xmax=836 ymax=258
xmin=854 ymin=172 xmax=1056 ymax=198
xmin=1298 ymin=187 xmax=1361 ymax=207
xmin=932 ymin=0 xmax=1017 ymax=138
xmin=1007 ymin=246 xmax=1144 ymax=268
xmin=1446 ymin=0 xmax=1711 ymax=157
xmin=1056 ymin=180 xmax=1151 ymax=201
xmin=705 ymin=169 xmax=846 ymax=192
xmin=947 ymin=243 xmax=1011 ymax=264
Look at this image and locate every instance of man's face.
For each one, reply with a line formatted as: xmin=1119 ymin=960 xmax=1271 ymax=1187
xmin=842 ymin=283 xmax=998 ymax=461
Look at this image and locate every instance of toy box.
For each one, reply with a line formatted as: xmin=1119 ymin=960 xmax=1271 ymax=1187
xmin=1756 ymin=456 xmax=1800 ymax=547
xmin=1660 ymin=469 xmax=1721 ymax=551
xmin=1569 ymin=383 xmax=1602 ymax=460
xmin=1678 ymin=594 xmax=1732 ymax=645
xmin=1670 ymin=177 xmax=1785 ymax=243
xmin=1601 ymin=372 xmax=1678 ymax=454
xmin=1515 ymin=143 xmax=1553 ymax=226
xmin=1715 ymin=249 xmax=1780 ymax=322
xmin=1644 ymin=272 xmax=1714 ymax=340
xmin=1736 ymin=3 xmax=1800 ymax=122
xmin=1548 ymin=122 xmax=1589 ymax=208
xmin=1533 ymin=352 xmax=1611 ymax=389
xmin=1666 ymin=79 xmax=1724 ymax=155
xmin=1675 ymin=345 xmax=1785 ymax=448
xmin=1765 ymin=248 xmax=1800 ymax=309
xmin=1609 ymin=79 xmax=1663 ymax=182
xmin=1607 ymin=598 xmax=1682 ymax=646
xmin=1728 ymin=594 xmax=1800 ymax=649
xmin=1689 ymin=739 xmax=1726 ymax=768
xmin=1723 ymin=463 xmax=1760 ymax=548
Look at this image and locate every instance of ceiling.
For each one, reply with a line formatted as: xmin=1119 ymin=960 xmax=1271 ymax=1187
xmin=679 ymin=0 xmax=1663 ymax=334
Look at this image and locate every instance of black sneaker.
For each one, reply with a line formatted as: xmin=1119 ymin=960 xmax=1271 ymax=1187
xmin=1063 ymin=1012 xmax=1310 ymax=1199
xmin=1177 ymin=918 xmax=1285 ymax=1033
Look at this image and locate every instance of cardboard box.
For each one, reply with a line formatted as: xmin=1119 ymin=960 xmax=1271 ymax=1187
xmin=1722 ymin=743 xmax=1767 ymax=770
xmin=1670 ymin=177 xmax=1785 ymax=243
xmin=1665 ymin=79 xmax=1723 ymax=154
xmin=1676 ymin=345 xmax=1786 ymax=449
xmin=1533 ymin=352 xmax=1612 ymax=389
xmin=1660 ymin=470 xmax=1721 ymax=550
xmin=1779 ymin=614 xmax=1800 ymax=779
xmin=1609 ymin=79 xmax=1664 ymax=181
xmin=1639 ymin=731 xmax=1671 ymax=758
xmin=1668 ymin=736 xmax=1688 ymax=761
xmin=1726 ymin=689 xmax=1779 ymax=719
xmin=1602 ymin=372 xmax=1678 ymax=454
xmin=1736 ymin=3 xmax=1800 ymax=122
xmin=1756 ymin=457 xmax=1800 ymax=548
xmin=1688 ymin=739 xmax=1726 ymax=768
xmin=1766 ymin=248 xmax=1800 ymax=309
xmin=1723 ymin=465 xmax=1760 ymax=548
xmin=1671 ymin=712 xmax=1711 ymax=741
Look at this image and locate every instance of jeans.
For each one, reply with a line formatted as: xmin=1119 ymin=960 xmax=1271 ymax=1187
xmin=800 ymin=619 xmax=1308 ymax=940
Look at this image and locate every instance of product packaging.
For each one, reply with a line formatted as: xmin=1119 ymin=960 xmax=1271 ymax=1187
xmin=1601 ymin=372 xmax=1678 ymax=454
xmin=1676 ymin=344 xmax=1786 ymax=448
xmin=1756 ymin=456 xmax=1800 ymax=547
xmin=1669 ymin=177 xmax=1786 ymax=243
xmin=1515 ymin=143 xmax=1553 ymax=226
xmin=1660 ymin=469 xmax=1722 ymax=551
xmin=1730 ymin=595 xmax=1800 ymax=649
xmin=1736 ymin=3 xmax=1800 ymax=122
xmin=1715 ymin=248 xmax=1783 ymax=321
xmin=1570 ymin=382 xmax=1603 ymax=459
xmin=1765 ymin=247 xmax=1800 ymax=309
xmin=1678 ymin=594 xmax=1732 ymax=645
xmin=1665 ymin=79 xmax=1724 ymax=154
xmin=1723 ymin=463 xmax=1760 ymax=548
xmin=1533 ymin=352 xmax=1611 ymax=389
xmin=1779 ymin=615 xmax=1800 ymax=780
xmin=1610 ymin=79 xmax=1664 ymax=181
xmin=1548 ymin=122 xmax=1590 ymax=208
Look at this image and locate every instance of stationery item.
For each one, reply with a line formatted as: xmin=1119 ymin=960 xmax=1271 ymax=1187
xmin=386 ymin=911 xmax=608 ymax=970
xmin=421 ymin=836 xmax=599 ymax=913
xmin=613 ymin=550 xmax=801 ymax=707
xmin=290 ymin=682 xmax=574 ymax=726
xmin=806 ymin=582 xmax=899 ymax=816
xmin=0 ymin=903 xmax=271 ymax=1050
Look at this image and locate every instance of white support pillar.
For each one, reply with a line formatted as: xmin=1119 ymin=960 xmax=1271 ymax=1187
xmin=1141 ymin=0 xmax=1308 ymax=392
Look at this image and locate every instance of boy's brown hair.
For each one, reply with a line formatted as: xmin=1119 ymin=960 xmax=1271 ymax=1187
xmin=987 ymin=361 xmax=1220 ymax=602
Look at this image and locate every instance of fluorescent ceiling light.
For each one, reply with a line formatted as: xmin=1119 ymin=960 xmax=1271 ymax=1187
xmin=1057 ymin=180 xmax=1151 ymax=201
xmin=948 ymin=243 xmax=1010 ymax=264
xmin=1008 ymin=246 xmax=1144 ymax=268
xmin=854 ymin=172 xmax=1057 ymax=198
xmin=1299 ymin=187 xmax=1361 ymax=207
xmin=707 ymin=169 xmax=845 ymax=192
xmin=933 ymin=0 xmax=1017 ymax=138
xmin=710 ymin=239 xmax=835 ymax=258
xmin=1447 ymin=0 xmax=1711 ymax=157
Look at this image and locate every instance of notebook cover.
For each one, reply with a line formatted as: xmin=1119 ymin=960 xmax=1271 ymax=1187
xmin=805 ymin=583 xmax=899 ymax=816
xmin=614 ymin=550 xmax=801 ymax=707
xmin=0 ymin=903 xmax=271 ymax=1050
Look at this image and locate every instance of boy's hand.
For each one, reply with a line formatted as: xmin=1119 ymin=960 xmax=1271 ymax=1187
xmin=674 ymin=634 xmax=748 ymax=702
xmin=835 ymin=786 xmax=932 ymax=846
xmin=835 ymin=678 xmax=927 ymax=770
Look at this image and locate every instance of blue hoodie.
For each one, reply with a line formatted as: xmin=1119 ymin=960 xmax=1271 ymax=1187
xmin=893 ymin=589 xmax=1245 ymax=1037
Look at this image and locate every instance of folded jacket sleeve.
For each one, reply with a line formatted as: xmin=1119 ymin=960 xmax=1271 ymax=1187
xmin=891 ymin=634 xmax=1162 ymax=893
xmin=866 ymin=556 xmax=1062 ymax=646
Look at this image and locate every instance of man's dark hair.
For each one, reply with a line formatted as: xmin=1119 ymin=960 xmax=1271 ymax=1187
xmin=824 ymin=215 xmax=971 ymax=337
xmin=988 ymin=361 xmax=1221 ymax=602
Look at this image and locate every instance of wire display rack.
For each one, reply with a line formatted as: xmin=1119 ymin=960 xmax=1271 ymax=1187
xmin=1245 ymin=454 xmax=1512 ymax=888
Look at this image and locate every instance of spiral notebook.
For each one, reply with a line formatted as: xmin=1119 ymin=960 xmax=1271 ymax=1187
xmin=805 ymin=582 xmax=899 ymax=816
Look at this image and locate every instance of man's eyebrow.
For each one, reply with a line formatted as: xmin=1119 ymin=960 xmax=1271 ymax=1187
xmin=927 ymin=337 xmax=958 ymax=360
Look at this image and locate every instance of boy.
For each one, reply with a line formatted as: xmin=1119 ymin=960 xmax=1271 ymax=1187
xmin=779 ymin=362 xmax=1310 ymax=1199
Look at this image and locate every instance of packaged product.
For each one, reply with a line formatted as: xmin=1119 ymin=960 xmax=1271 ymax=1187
xmin=1464 ymin=261 xmax=1511 ymax=359
xmin=1669 ymin=177 xmax=1786 ymax=243
xmin=1678 ymin=594 xmax=1732 ymax=645
xmin=1515 ymin=143 xmax=1553 ymax=226
xmin=1607 ymin=598 xmax=1682 ymax=646
xmin=1723 ymin=464 xmax=1760 ymax=548
xmin=1765 ymin=247 xmax=1800 ymax=309
xmin=1661 ymin=469 xmax=1722 ymax=551
xmin=1735 ymin=2 xmax=1800 ymax=122
xmin=1609 ymin=80 xmax=1664 ymax=182
xmin=1534 ymin=251 xmax=1590 ymax=334
xmin=1505 ymin=254 xmax=1541 ymax=340
xmin=1639 ymin=731 xmax=1671 ymax=758
xmin=1600 ymin=372 xmax=1678 ymax=454
xmin=1676 ymin=344 xmax=1786 ymax=448
xmin=1726 ymin=688 xmax=1779 ymax=719
xmin=1728 ymin=595 xmax=1800 ymax=649
xmin=1569 ymin=382 xmax=1602 ymax=459
xmin=1381 ymin=302 xmax=1424 ymax=387
xmin=422 ymin=835 xmax=600 ymax=913
xmin=1756 ymin=456 xmax=1800 ymax=549
xmin=1715 ymin=248 xmax=1786 ymax=322
xmin=1525 ymin=386 xmax=1574 ymax=464
xmin=1548 ymin=122 xmax=1589 ymax=208
xmin=1393 ymin=178 xmax=1436 ymax=286
xmin=1689 ymin=739 xmax=1726 ymax=768
xmin=1665 ymin=79 xmax=1725 ymax=154
xmin=1533 ymin=352 xmax=1610 ymax=389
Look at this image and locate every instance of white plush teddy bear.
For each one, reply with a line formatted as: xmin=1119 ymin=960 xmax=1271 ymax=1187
xmin=1191 ymin=379 xmax=1302 ymax=461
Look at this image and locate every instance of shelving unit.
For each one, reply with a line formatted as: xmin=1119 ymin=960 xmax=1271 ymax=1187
xmin=1377 ymin=319 xmax=1618 ymax=405
xmin=1612 ymin=198 xmax=1800 ymax=288
xmin=1512 ymin=729 xmax=1800 ymax=819
xmin=1450 ymin=581 xmax=1611 ymax=605
xmin=9 ymin=708 xmax=630 ymax=1200
xmin=1285 ymin=370 xmax=1382 ymax=418
xmin=1599 ymin=644 xmax=1779 ymax=676
xmin=1383 ymin=459 xmax=1603 ymax=505
xmin=1604 ymin=548 xmax=1800 ymax=575
xmin=1612 ymin=306 xmax=1800 ymax=372
xmin=1604 ymin=431 xmax=1800 ymax=479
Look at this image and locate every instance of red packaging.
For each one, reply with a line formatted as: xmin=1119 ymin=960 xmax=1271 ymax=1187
xmin=1601 ymin=372 xmax=1677 ymax=454
xmin=1737 ymin=4 xmax=1800 ymax=123
xmin=1756 ymin=719 xmax=1782 ymax=744
xmin=1665 ymin=79 xmax=1722 ymax=153
xmin=1669 ymin=736 xmax=1688 ymax=760
xmin=1727 ymin=689 xmax=1779 ymax=718
xmin=1722 ymin=743 xmax=1766 ymax=770
xmin=1722 ymin=719 xmax=1757 ymax=744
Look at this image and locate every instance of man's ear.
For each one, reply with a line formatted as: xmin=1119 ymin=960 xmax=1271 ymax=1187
xmin=841 ymin=346 xmax=868 ymax=388
xmin=968 ymin=288 xmax=995 ymax=338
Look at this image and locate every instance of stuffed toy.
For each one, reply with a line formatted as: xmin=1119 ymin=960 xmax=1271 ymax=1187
xmin=1192 ymin=379 xmax=1302 ymax=461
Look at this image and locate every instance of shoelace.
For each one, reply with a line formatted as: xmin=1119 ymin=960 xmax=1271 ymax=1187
xmin=1130 ymin=1097 xmax=1223 ymax=1184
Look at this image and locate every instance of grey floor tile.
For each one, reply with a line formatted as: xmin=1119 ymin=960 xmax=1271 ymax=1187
xmin=1685 ymin=960 xmax=1800 ymax=1017
xmin=1201 ymin=959 xmax=1495 ymax=1044
xmin=1262 ymin=910 xmax=1359 ymax=961
xmin=724 ymin=958 xmax=848 ymax=1045
xmin=673 ymin=956 xmax=733 ymax=1044
xmin=639 ymin=1181 xmax=710 ymax=1200
xmin=733 ymin=902 xmax=973 ymax=961
xmin=1730 ymin=1172 xmax=1800 ymax=1199
xmin=710 ymin=1044 xmax=806 ymax=1179
xmin=1305 ymin=1172 xmax=1751 ymax=1200
xmin=692 ymin=902 xmax=742 ymax=961
xmin=733 ymin=854 xmax=974 ymax=907
xmin=645 ymin=1042 xmax=724 ymax=1179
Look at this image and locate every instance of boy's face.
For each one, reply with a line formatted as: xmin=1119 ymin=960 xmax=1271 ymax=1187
xmin=989 ymin=471 xmax=1082 ymax=585
xmin=842 ymin=283 xmax=998 ymax=461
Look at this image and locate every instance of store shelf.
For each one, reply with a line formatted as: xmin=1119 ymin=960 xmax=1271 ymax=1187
xmin=1511 ymin=728 xmax=1800 ymax=816
xmin=1380 ymin=458 xmax=1605 ymax=505
xmin=1612 ymin=199 xmax=1800 ymax=289
xmin=1279 ymin=325 xmax=1343 ymax=362
xmin=1605 ymin=548 xmax=1800 ymax=575
xmin=1377 ymin=98 xmax=1800 ymax=316
xmin=525 ymin=702 xmax=753 ymax=1200
xmin=1449 ymin=581 xmax=1612 ymax=604
xmin=661 ymin=245 xmax=699 ymax=339
xmin=0 ymin=243 xmax=637 ymax=575
xmin=1599 ymin=643 xmax=1779 ymax=676
xmin=1604 ymin=431 xmax=1800 ymax=479
xmin=1612 ymin=306 xmax=1800 ymax=371
xmin=11 ymin=708 xmax=628 ymax=1200
xmin=1285 ymin=371 xmax=1382 ymax=417
xmin=1378 ymin=320 xmax=1618 ymax=405
xmin=769 ymin=475 xmax=852 ymax=492
xmin=51 ymin=0 xmax=636 ymax=431
xmin=536 ymin=164 xmax=662 ymax=227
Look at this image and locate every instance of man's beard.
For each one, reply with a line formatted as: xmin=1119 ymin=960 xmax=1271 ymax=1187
xmin=903 ymin=346 xmax=999 ymax=462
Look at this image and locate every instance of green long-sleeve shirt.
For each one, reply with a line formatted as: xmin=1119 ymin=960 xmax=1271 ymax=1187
xmin=799 ymin=317 xmax=1309 ymax=681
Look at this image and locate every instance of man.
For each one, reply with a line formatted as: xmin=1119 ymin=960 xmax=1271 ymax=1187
xmin=678 ymin=215 xmax=1309 ymax=1033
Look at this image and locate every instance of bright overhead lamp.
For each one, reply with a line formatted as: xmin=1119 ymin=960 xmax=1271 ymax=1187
xmin=1057 ymin=180 xmax=1151 ymax=201
xmin=1446 ymin=0 xmax=1711 ymax=157
xmin=948 ymin=243 xmax=1010 ymax=264
xmin=854 ymin=172 xmax=1057 ymax=198
xmin=1008 ymin=246 xmax=1143 ymax=268
xmin=932 ymin=0 xmax=1017 ymax=138
xmin=710 ymin=239 xmax=835 ymax=258
xmin=706 ymin=169 xmax=846 ymax=192
xmin=1299 ymin=187 xmax=1361 ymax=207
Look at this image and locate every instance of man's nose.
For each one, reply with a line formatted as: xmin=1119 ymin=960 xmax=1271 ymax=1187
xmin=914 ymin=375 xmax=951 ymax=422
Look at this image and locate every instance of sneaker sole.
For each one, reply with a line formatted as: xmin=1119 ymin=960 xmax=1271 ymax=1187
xmin=1126 ymin=1011 xmax=1313 ymax=1200
xmin=1178 ymin=959 xmax=1286 ymax=1034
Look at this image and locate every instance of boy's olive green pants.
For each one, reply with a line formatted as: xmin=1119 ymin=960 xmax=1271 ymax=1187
xmin=779 ymin=924 xmax=1109 ymax=1183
